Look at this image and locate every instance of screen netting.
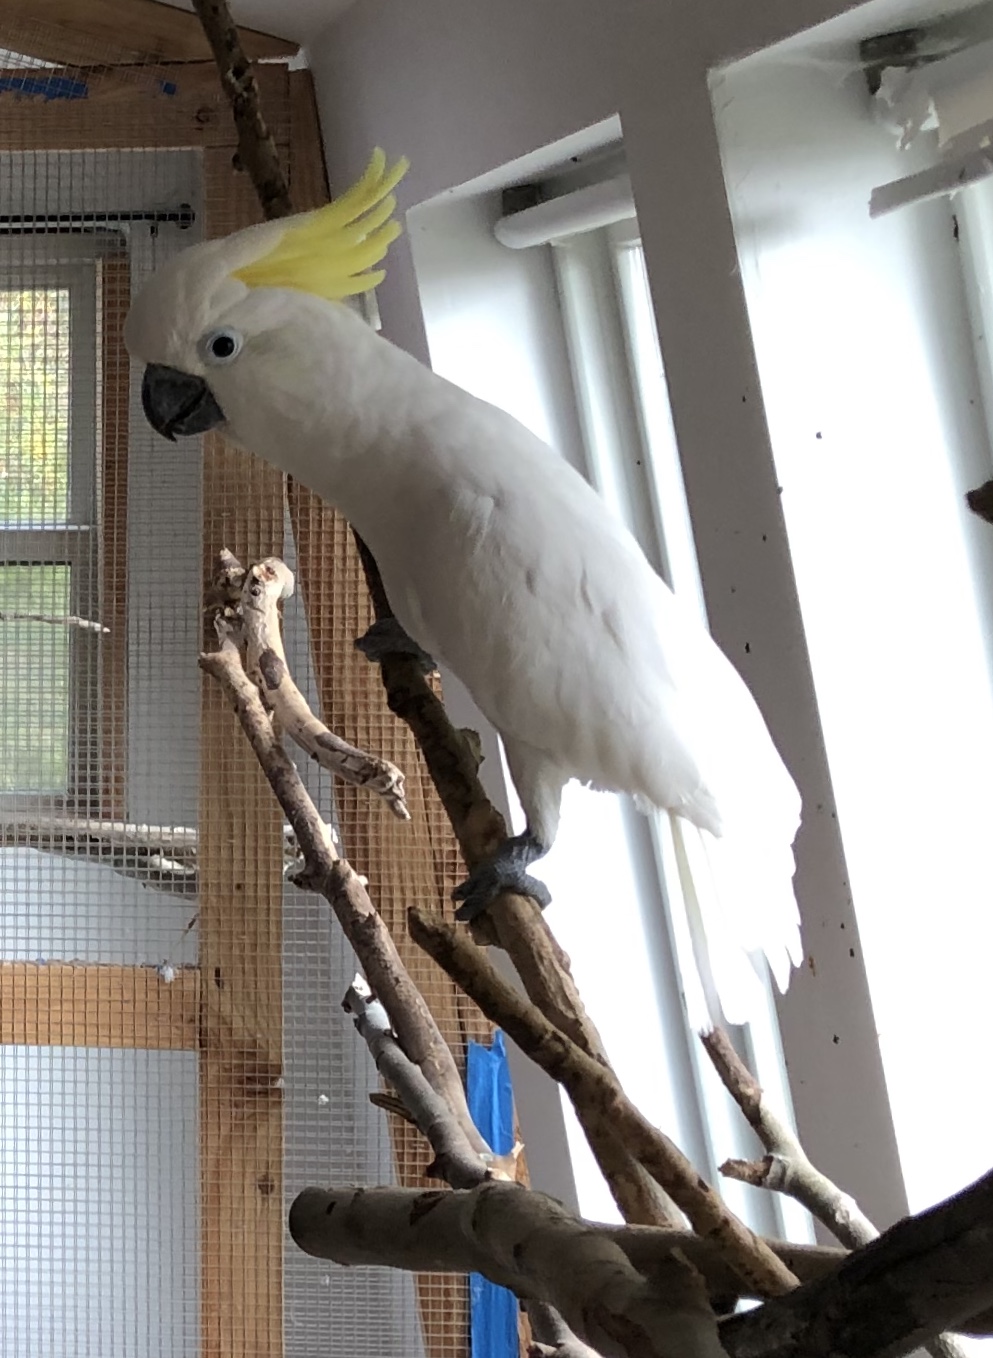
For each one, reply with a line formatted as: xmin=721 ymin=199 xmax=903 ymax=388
xmin=0 ymin=10 xmax=488 ymax=1355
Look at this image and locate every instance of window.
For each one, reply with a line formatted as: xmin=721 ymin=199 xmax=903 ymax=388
xmin=547 ymin=210 xmax=809 ymax=1241
xmin=0 ymin=240 xmax=101 ymax=807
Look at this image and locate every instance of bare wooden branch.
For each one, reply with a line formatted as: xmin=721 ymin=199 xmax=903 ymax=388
xmin=199 ymin=627 xmax=489 ymax=1158
xmin=236 ymin=556 xmax=409 ymax=820
xmin=189 ymin=0 xmax=294 ymax=220
xmin=701 ymin=1028 xmax=877 ymax=1248
xmin=408 ymin=907 xmax=797 ymax=1298
xmin=719 ymin=1167 xmax=993 ymax=1358
xmin=700 ymin=1028 xmax=971 ymax=1358
xmin=343 ymin=974 xmax=490 ymax=1190
xmin=290 ymin=1183 xmax=725 ymax=1358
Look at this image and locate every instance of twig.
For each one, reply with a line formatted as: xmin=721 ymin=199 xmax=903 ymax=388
xmin=0 ymin=610 xmax=109 ymax=633
xmin=699 ymin=1028 xmax=969 ymax=1358
xmin=199 ymin=627 xmax=489 ymax=1157
xmin=342 ymin=974 xmax=490 ymax=1189
xmin=700 ymin=1029 xmax=877 ymax=1247
xmin=235 ymin=555 xmax=409 ymax=820
xmin=718 ymin=1166 xmax=993 ymax=1358
xmin=408 ymin=907 xmax=798 ymax=1298
xmin=290 ymin=1183 xmax=725 ymax=1358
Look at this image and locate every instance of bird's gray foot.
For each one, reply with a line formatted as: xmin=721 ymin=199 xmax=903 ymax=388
xmin=355 ymin=617 xmax=437 ymax=675
xmin=453 ymin=830 xmax=551 ymax=921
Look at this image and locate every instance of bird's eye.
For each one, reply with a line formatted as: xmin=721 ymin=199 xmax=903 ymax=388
xmin=200 ymin=328 xmax=243 ymax=365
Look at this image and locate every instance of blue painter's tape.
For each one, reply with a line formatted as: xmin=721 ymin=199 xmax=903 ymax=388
xmin=159 ymin=81 xmax=178 ymax=96
xmin=467 ymin=1030 xmax=518 ymax=1358
xmin=0 ymin=75 xmax=88 ymax=101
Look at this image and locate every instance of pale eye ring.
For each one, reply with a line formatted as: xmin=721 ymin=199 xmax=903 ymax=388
xmin=200 ymin=328 xmax=243 ymax=365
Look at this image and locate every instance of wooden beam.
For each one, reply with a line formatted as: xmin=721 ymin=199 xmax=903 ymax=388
xmin=0 ymin=961 xmax=200 ymax=1048
xmin=0 ymin=0 xmax=296 ymax=67
xmin=197 ymin=152 xmax=286 ymax=1358
xmin=0 ymin=61 xmax=290 ymax=153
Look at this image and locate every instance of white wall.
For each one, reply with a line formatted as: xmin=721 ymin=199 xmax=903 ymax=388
xmin=304 ymin=0 xmax=930 ymax=1230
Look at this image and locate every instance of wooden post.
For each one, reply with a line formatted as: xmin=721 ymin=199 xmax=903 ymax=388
xmin=197 ymin=153 xmax=288 ymax=1358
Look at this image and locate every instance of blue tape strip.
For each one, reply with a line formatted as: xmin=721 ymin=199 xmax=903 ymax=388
xmin=466 ymin=1030 xmax=518 ymax=1358
xmin=0 ymin=75 xmax=88 ymax=101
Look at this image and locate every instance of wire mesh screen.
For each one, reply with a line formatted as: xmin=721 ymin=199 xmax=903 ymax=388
xmin=0 ymin=12 xmax=483 ymax=1357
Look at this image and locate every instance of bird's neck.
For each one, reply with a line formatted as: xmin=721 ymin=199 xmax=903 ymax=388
xmin=237 ymin=305 xmax=446 ymax=527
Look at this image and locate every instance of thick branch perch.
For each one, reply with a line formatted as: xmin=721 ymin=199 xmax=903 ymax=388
xmin=199 ymin=628 xmax=488 ymax=1157
xmin=719 ymin=1167 xmax=993 ymax=1358
xmin=408 ymin=907 xmax=797 ymax=1298
xmin=290 ymin=1183 xmax=724 ymax=1358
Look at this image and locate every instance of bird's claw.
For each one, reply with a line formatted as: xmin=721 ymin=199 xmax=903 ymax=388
xmin=355 ymin=617 xmax=438 ymax=675
xmin=453 ymin=833 xmax=551 ymax=921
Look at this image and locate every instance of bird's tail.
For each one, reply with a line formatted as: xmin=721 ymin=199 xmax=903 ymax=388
xmin=663 ymin=812 xmax=803 ymax=1031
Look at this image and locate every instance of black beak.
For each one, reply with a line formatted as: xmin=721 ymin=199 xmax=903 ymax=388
xmin=141 ymin=363 xmax=226 ymax=441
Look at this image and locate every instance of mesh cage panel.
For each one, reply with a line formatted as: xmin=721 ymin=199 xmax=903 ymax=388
xmin=0 ymin=10 xmax=486 ymax=1355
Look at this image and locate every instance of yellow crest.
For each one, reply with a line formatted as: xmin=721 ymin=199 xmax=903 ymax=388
xmin=232 ymin=148 xmax=409 ymax=301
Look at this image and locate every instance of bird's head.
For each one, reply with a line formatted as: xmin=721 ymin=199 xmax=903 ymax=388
xmin=123 ymin=149 xmax=408 ymax=442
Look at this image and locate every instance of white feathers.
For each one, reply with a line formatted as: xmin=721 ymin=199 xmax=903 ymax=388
xmin=124 ymin=225 xmax=805 ymax=1028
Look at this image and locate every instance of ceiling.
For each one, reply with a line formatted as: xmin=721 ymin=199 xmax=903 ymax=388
xmin=155 ymin=0 xmax=358 ymax=47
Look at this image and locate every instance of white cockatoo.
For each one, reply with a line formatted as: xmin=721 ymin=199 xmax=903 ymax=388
xmin=125 ymin=150 xmax=803 ymax=1026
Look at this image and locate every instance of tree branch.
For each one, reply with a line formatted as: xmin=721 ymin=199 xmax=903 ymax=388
xmin=342 ymin=974 xmax=492 ymax=1189
xmin=719 ymin=1167 xmax=993 ymax=1358
xmin=700 ymin=1028 xmax=971 ymax=1358
xmin=289 ymin=1182 xmax=725 ymax=1358
xmin=189 ymin=0 xmax=293 ymax=219
xmin=236 ymin=555 xmax=409 ymax=819
xmin=199 ymin=619 xmax=488 ymax=1157
xmin=408 ymin=907 xmax=798 ymax=1298
xmin=700 ymin=1028 xmax=878 ymax=1248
